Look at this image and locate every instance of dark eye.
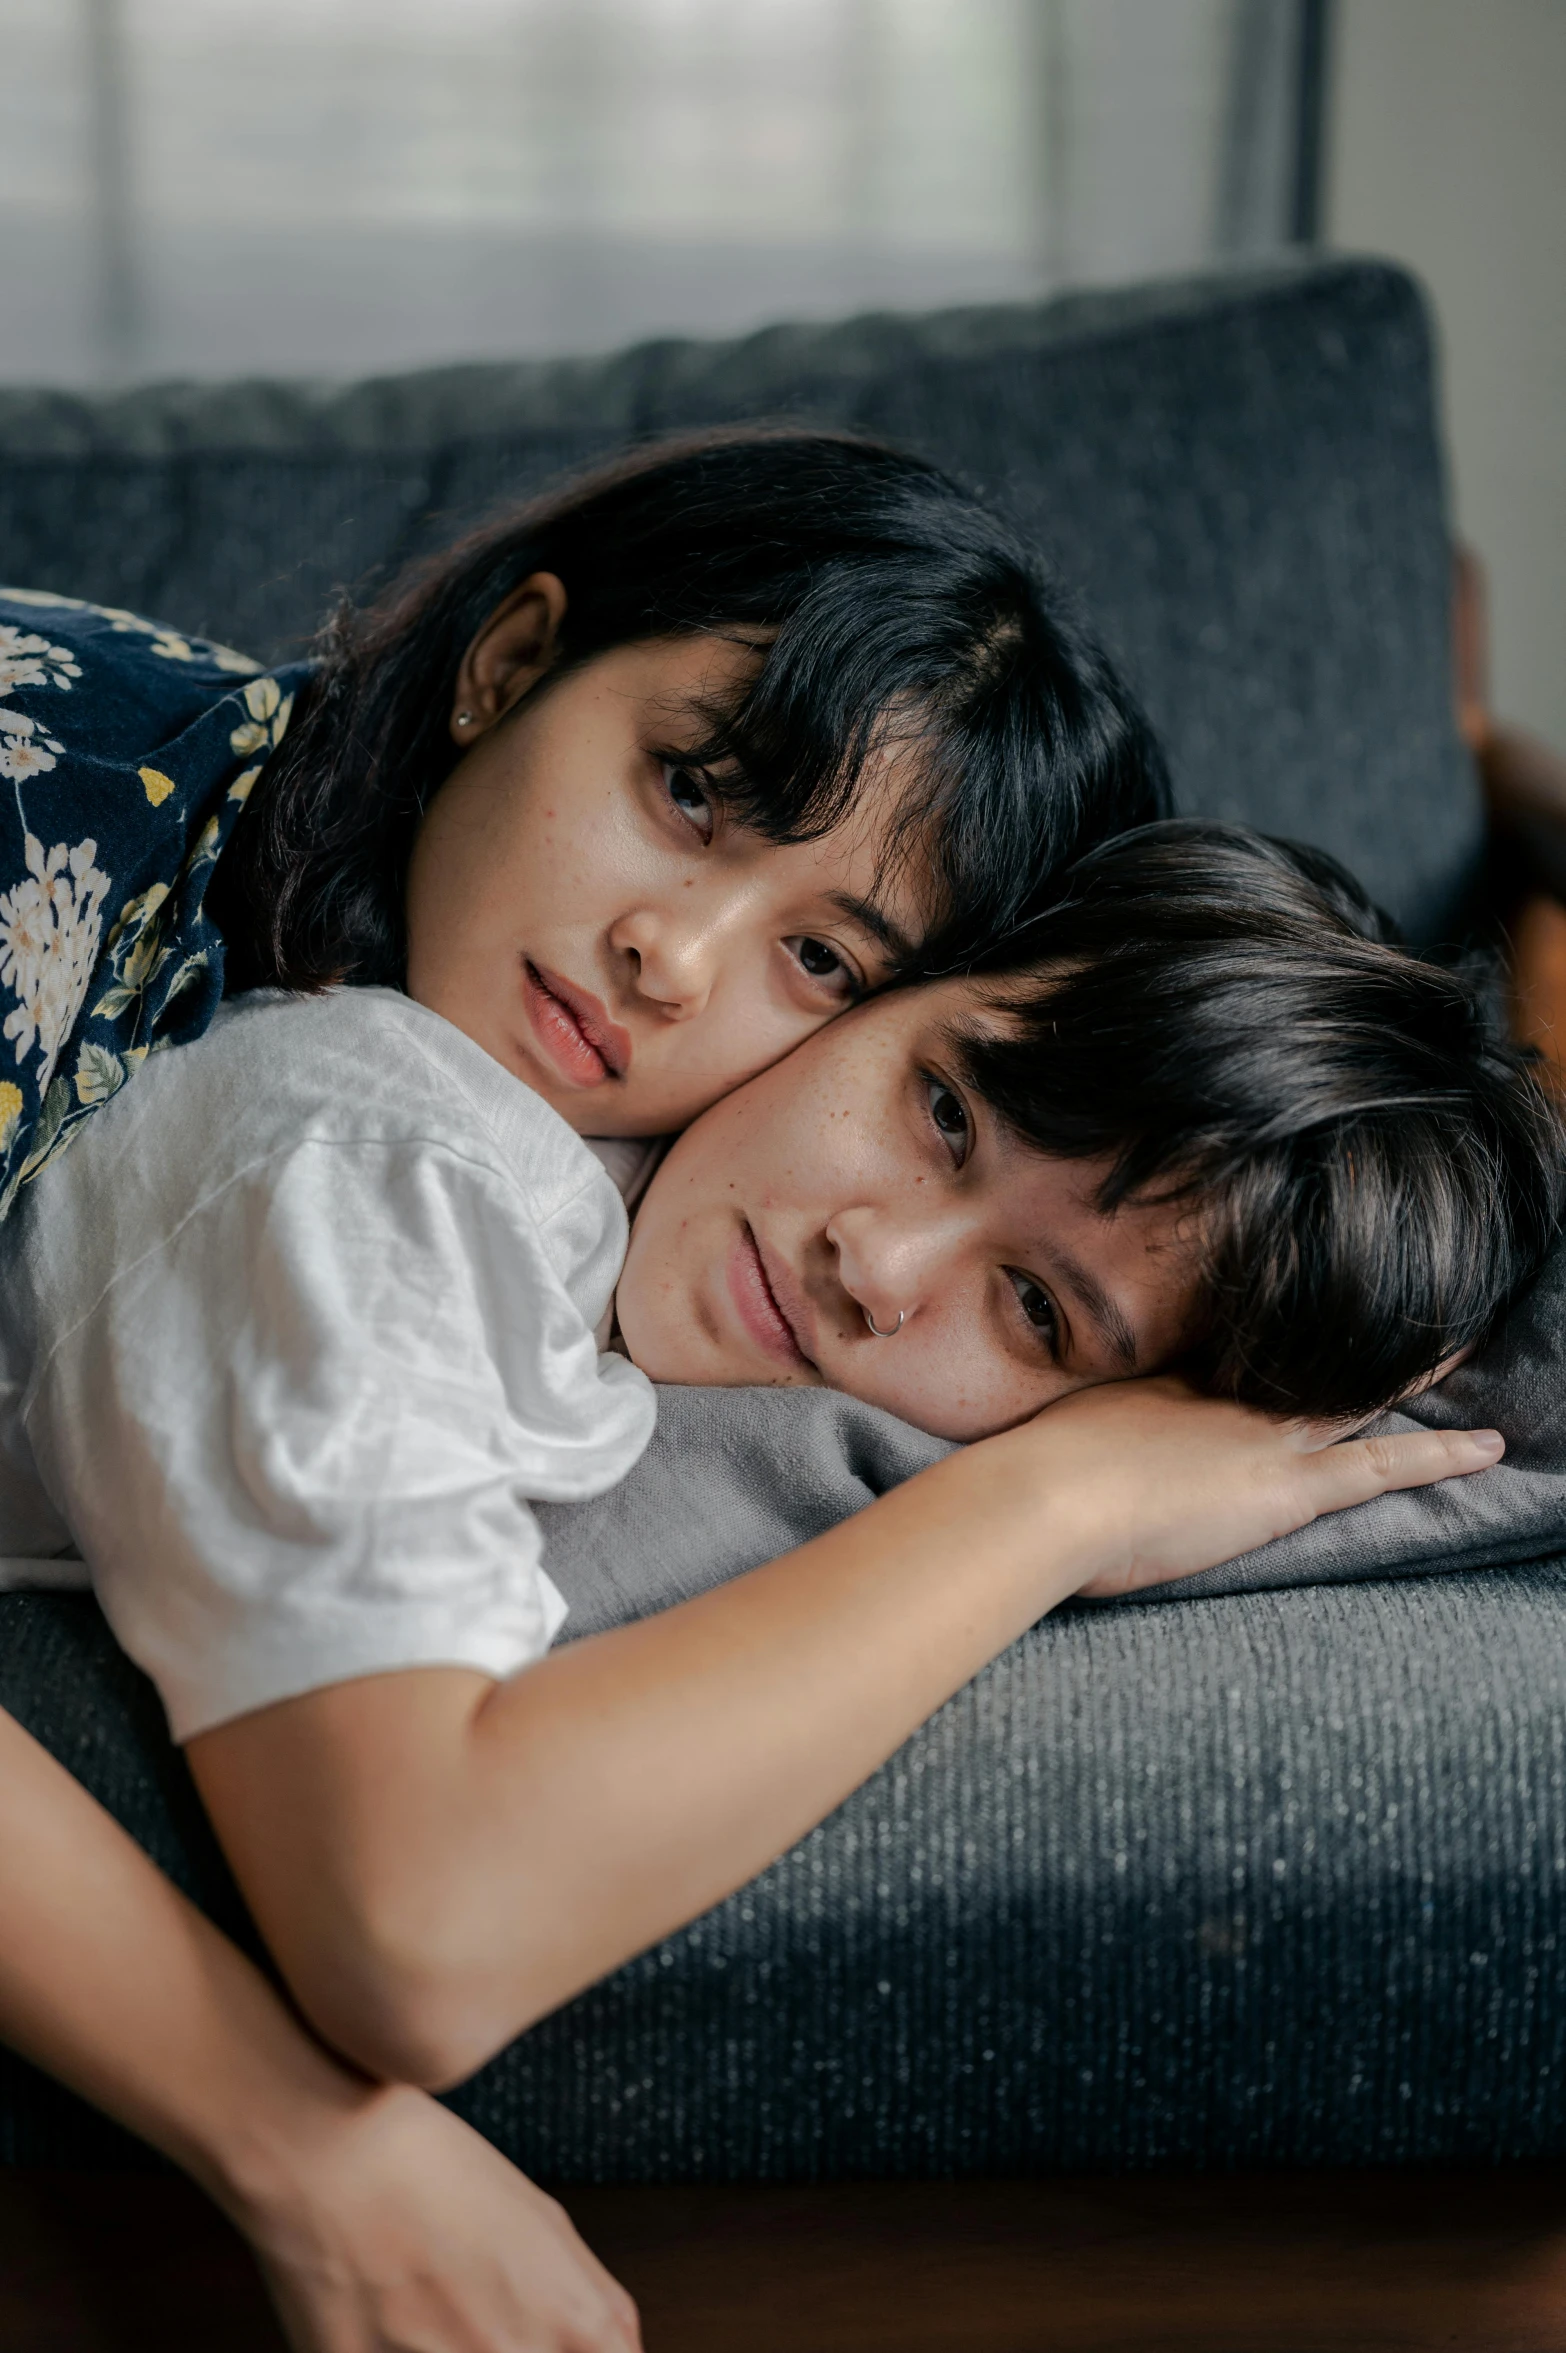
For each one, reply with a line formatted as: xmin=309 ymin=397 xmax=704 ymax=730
xmin=662 ymin=762 xmax=714 ymax=842
xmin=1010 ymin=1271 xmax=1058 ymax=1350
xmin=925 ymin=1075 xmax=971 ymax=1163
xmin=786 ymin=935 xmax=859 ymax=1000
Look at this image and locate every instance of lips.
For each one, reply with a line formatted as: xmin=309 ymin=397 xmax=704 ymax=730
xmin=521 ymin=960 xmax=632 ymax=1089
xmin=727 ymin=1223 xmax=815 ymax=1369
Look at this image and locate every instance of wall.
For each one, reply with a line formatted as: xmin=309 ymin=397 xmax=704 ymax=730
xmin=1327 ymin=0 xmax=1566 ymax=747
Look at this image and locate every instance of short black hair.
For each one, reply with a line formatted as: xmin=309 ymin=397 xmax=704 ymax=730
xmin=955 ymin=821 xmax=1565 ymax=1419
xmin=212 ymin=426 xmax=1166 ymax=990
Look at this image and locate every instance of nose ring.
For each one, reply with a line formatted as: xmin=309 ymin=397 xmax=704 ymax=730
xmin=864 ymin=1307 xmax=904 ymax=1339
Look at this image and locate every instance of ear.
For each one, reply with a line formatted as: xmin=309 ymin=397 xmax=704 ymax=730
xmin=448 ymin=572 xmax=569 ymax=745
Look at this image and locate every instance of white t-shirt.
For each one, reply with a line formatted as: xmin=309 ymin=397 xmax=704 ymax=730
xmin=0 ymin=988 xmax=656 ymax=1739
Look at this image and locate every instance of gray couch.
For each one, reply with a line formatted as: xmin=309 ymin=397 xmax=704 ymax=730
xmin=5 ymin=255 xmax=1562 ymax=2179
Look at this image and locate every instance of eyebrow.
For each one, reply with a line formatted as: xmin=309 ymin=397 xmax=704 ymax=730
xmin=827 ymin=890 xmax=918 ymax=968
xmin=1041 ymin=1240 xmax=1140 ymax=1371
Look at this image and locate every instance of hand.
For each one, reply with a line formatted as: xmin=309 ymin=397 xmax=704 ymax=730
xmin=1013 ymin=1376 xmax=1504 ymax=1601
xmin=235 ymin=2082 xmax=641 ymax=2353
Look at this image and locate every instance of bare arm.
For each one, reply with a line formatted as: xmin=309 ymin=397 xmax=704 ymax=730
xmin=0 ymin=1702 xmax=639 ymax=2353
xmin=187 ymin=1382 xmax=1504 ymax=2091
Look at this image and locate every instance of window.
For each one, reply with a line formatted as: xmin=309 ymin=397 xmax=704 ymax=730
xmin=0 ymin=0 xmax=1321 ymax=384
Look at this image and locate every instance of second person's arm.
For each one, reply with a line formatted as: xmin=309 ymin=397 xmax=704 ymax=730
xmin=187 ymin=1385 xmax=1502 ymax=2090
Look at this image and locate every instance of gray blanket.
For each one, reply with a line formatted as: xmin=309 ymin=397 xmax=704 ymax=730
xmin=537 ymin=1386 xmax=950 ymax=1638
xmin=539 ymin=1232 xmax=1566 ymax=1632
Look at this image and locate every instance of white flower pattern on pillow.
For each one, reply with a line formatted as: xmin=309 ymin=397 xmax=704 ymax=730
xmin=0 ymin=623 xmax=74 ymax=784
xmin=0 ymin=623 xmax=82 ymax=699
xmin=0 ymin=834 xmax=112 ymax=1094
xmin=0 ymin=713 xmax=63 ymax=785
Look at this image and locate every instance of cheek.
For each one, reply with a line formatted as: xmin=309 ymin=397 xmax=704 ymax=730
xmin=692 ymin=997 xmax=842 ymax=1110
xmin=614 ymin=1203 xmax=697 ymax=1378
xmin=492 ymin=784 xmax=612 ymax=914
xmin=691 ymin=1049 xmax=837 ymax=1174
xmin=853 ymin=1322 xmax=1068 ymax=1444
xmin=466 ymin=735 xmax=639 ymax=914
xmin=408 ymin=769 xmax=536 ymax=966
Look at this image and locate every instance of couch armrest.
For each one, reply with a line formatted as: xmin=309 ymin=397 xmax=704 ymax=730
xmin=1455 ymin=545 xmax=1566 ymax=891
xmin=1482 ymin=724 xmax=1566 ymax=906
xmin=1484 ymin=732 xmax=1566 ymax=1083
xmin=1505 ymin=892 xmax=1566 ymax=1084
xmin=1453 ymin=546 xmax=1566 ymax=1082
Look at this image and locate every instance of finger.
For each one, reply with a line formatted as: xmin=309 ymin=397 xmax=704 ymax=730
xmin=502 ymin=2243 xmax=640 ymax=2353
xmin=563 ymin=2289 xmax=643 ymax=2353
xmin=1293 ymin=1410 xmax=1384 ymax=1452
xmin=615 ymin=2286 xmax=645 ymax=2351
xmin=570 ymin=2276 xmax=642 ymax=2353
xmin=545 ymin=2216 xmax=636 ymax=2316
xmin=524 ymin=2194 xmax=642 ymax=2349
xmin=1307 ymin=1424 xmax=1503 ymax=1512
xmin=605 ymin=2280 xmax=643 ymax=2350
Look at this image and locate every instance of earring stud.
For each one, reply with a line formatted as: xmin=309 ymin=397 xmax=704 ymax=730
xmin=456 ymin=709 xmax=474 ymax=727
xmin=864 ymin=1308 xmax=904 ymax=1339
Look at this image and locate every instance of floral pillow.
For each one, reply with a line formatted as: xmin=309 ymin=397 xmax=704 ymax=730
xmin=0 ymin=591 xmax=308 ymax=1218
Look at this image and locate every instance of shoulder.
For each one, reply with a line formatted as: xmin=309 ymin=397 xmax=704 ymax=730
xmin=191 ymin=987 xmax=612 ymax=1217
xmin=0 ymin=590 xmax=262 ymax=684
xmin=31 ymin=985 xmax=628 ymax=1296
xmin=0 ymin=590 xmax=282 ymax=761
xmin=7 ymin=986 xmax=634 ymax=1365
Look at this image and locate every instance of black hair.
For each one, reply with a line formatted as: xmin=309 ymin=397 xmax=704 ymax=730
xmin=210 ymin=427 xmax=1167 ymax=990
xmin=955 ymin=820 xmax=1565 ymax=1419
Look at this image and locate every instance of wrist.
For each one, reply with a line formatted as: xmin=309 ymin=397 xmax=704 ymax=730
xmin=919 ymin=1418 xmax=1106 ymax=1602
xmin=158 ymin=2011 xmax=381 ymax=2239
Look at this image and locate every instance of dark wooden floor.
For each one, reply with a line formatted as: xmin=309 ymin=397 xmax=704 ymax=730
xmin=5 ymin=2162 xmax=1566 ymax=2350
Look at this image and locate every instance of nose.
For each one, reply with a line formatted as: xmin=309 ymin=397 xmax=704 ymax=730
xmin=825 ymin=1203 xmax=958 ymax=1338
xmin=608 ymin=902 xmax=722 ymax=1020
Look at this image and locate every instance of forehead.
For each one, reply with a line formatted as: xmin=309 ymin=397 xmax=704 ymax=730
xmin=988 ymin=1124 xmax=1202 ymax=1373
xmin=626 ymin=632 xmax=762 ymax=706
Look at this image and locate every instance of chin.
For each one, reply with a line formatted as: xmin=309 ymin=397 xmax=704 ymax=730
xmin=622 ymin=1313 xmax=769 ymax=1390
xmin=613 ymin=1300 xmax=701 ymax=1385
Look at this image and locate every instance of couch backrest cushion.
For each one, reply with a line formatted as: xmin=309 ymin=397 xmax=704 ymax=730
xmin=0 ymin=258 xmax=1479 ymax=940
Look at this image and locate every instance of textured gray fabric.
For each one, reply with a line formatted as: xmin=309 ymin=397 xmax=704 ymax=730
xmin=0 ymin=257 xmax=1482 ymax=942
xmin=536 ymin=1389 xmax=949 ymax=1639
xmin=6 ymin=1564 xmax=1566 ymax=2175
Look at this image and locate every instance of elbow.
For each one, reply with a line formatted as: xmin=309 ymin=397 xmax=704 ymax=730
xmin=280 ymin=1890 xmax=549 ymax=2093
xmin=308 ymin=1974 xmax=504 ymax=2095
